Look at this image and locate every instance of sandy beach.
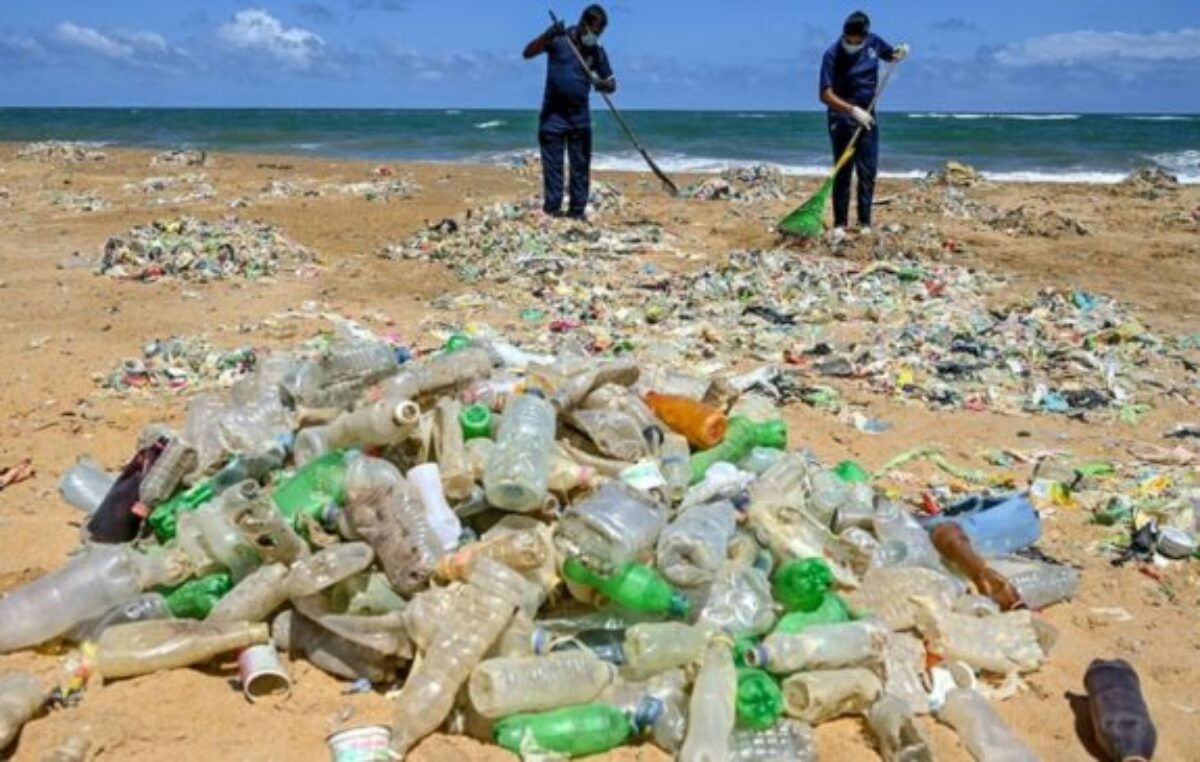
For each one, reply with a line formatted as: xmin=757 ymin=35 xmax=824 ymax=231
xmin=0 ymin=142 xmax=1199 ymax=761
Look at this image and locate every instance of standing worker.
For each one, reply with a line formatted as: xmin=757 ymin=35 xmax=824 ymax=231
xmin=819 ymin=11 xmax=908 ymax=236
xmin=523 ymin=5 xmax=617 ymax=221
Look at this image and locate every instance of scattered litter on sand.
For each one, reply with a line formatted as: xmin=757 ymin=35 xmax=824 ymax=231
xmin=150 ymin=149 xmax=209 ymax=168
xmin=16 ymin=141 xmax=108 ymax=163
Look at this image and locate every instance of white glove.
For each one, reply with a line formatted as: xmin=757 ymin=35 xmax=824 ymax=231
xmin=893 ymin=43 xmax=910 ymax=61
xmin=850 ymin=106 xmax=875 ymax=130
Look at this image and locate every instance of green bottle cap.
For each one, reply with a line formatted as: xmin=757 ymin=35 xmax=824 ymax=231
xmin=459 ymin=404 xmax=493 ymax=440
xmin=444 ymin=334 xmax=471 ymax=353
xmin=736 ymin=668 xmax=784 ymax=730
xmin=668 ymin=592 xmax=692 ymax=619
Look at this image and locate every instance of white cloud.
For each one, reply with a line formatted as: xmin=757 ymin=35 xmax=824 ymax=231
xmin=218 ymin=9 xmax=324 ymax=71
xmin=0 ymin=33 xmax=46 ymax=60
xmin=54 ymin=21 xmax=190 ymax=70
xmin=996 ymin=27 xmax=1200 ymax=68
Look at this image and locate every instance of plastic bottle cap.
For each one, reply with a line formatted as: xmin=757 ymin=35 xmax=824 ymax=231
xmin=632 ymin=696 xmax=665 ymax=732
xmin=459 ymin=404 xmax=493 ymax=440
xmin=531 ymin=628 xmax=551 ymax=655
xmin=746 ymin=644 xmax=768 ymax=669
xmin=668 ymin=593 xmax=691 ymax=619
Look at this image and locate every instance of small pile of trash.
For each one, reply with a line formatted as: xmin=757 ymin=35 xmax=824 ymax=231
xmin=150 ymin=149 xmax=208 ymax=168
xmin=685 ymin=164 xmax=791 ymax=203
xmin=1115 ymin=167 xmax=1179 ymax=201
xmin=96 ymin=216 xmax=318 ymax=283
xmin=97 ymin=336 xmax=260 ymax=395
xmin=125 ymin=175 xmax=217 ymax=207
xmin=16 ymin=141 xmax=108 ymax=163
xmin=988 ymin=206 xmax=1091 ymax=238
xmin=50 ymin=191 xmax=109 ymax=213
xmin=2 ymin=321 xmax=1157 ymax=761
xmin=382 ymin=193 xmax=671 ymax=286
xmin=259 ymin=176 xmax=421 ymax=203
xmin=921 ymin=161 xmax=988 ymax=189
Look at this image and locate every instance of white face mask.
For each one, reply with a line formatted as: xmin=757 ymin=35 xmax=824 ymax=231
xmin=841 ymin=39 xmax=865 ymax=55
xmin=581 ymin=31 xmax=599 ymax=48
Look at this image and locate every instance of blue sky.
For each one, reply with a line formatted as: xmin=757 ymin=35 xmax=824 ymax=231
xmin=1 ymin=1 xmax=1198 ymax=112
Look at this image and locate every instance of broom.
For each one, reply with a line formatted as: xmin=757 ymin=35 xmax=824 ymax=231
xmin=778 ymin=60 xmax=899 ymax=238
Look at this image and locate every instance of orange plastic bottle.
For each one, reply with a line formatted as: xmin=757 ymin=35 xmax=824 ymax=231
xmin=644 ymin=392 xmax=727 ymax=450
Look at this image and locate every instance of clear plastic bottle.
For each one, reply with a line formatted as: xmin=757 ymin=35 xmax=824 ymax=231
xmin=554 ymin=481 xmax=667 ymax=571
xmin=467 ymin=557 xmax=546 ymax=620
xmin=66 ymin=593 xmax=172 ymax=644
xmin=568 ymin=408 xmax=649 ymax=463
xmin=697 ymin=564 xmax=777 ymax=637
xmin=747 ymin=621 xmax=889 ymax=674
xmin=550 ymin=358 xmax=641 ymax=412
xmin=345 ymin=456 xmax=443 ymax=596
xmin=0 ymin=545 xmax=169 ymax=653
xmin=659 ymin=433 xmax=692 ymax=504
xmin=286 ymin=340 xmax=399 ymax=409
xmin=729 ymin=719 xmax=817 ymax=762
xmin=680 ymin=642 xmax=737 ymax=762
xmin=623 ymin=622 xmax=707 ymax=677
xmin=988 ymin=557 xmax=1080 ymax=611
xmin=293 ymin=399 xmax=421 ymax=465
xmin=291 ymin=596 xmax=409 ymax=658
xmin=221 ymin=480 xmax=309 ymax=567
xmin=58 ymin=457 xmax=115 ymax=514
xmin=938 ymin=688 xmax=1038 ymax=762
xmin=380 ymin=346 xmax=494 ymax=403
xmin=846 ymin=566 xmax=962 ymax=631
xmin=484 ymin=393 xmax=557 ymax=512
xmin=873 ymin=500 xmax=948 ymax=572
xmin=139 ymin=437 xmax=198 ymax=506
xmin=0 ymin=673 xmax=44 ymax=749
xmin=434 ymin=398 xmax=475 ymax=500
xmin=657 ymin=500 xmax=738 ymax=587
xmin=781 ymin=668 xmax=883 ymax=724
xmin=389 ymin=582 xmax=516 ymax=756
xmin=96 ymin=620 xmax=269 ymax=679
xmin=286 ymin=543 xmax=375 ymax=599
xmin=468 ymin=650 xmax=616 ymax=718
xmin=882 ymin=632 xmax=932 ymax=715
xmin=207 ymin=563 xmax=290 ymax=623
xmin=868 ymin=695 xmax=934 ymax=762
xmin=462 ymin=375 xmax=525 ymax=412
xmin=808 ymin=468 xmax=851 ymax=526
xmin=407 ymin=463 xmax=463 ymax=550
xmin=273 ymin=610 xmax=395 ymax=683
xmin=914 ymin=602 xmax=1044 ymax=675
xmin=737 ymin=446 xmax=786 ymax=475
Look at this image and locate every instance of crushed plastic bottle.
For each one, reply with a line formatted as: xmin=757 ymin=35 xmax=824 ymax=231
xmin=748 ymin=621 xmax=888 ymax=674
xmin=868 ymin=694 xmax=934 ymax=762
xmin=729 ymin=719 xmax=817 ymax=762
xmin=623 ymin=622 xmax=707 ymax=677
xmin=555 ymin=481 xmax=667 ymax=571
xmin=96 ymin=620 xmax=269 ymax=679
xmin=657 ymin=500 xmax=738 ymax=587
xmin=781 ymin=668 xmax=882 ymax=724
xmin=468 ymin=650 xmax=615 ymax=718
xmin=58 ymin=457 xmax=116 ymax=515
xmin=938 ymin=688 xmax=1038 ymax=762
xmin=494 ymin=703 xmax=636 ymax=758
xmin=0 ymin=673 xmax=44 ymax=750
xmin=680 ymin=642 xmax=737 ymax=762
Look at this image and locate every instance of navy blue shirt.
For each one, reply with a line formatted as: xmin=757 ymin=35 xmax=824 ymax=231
xmin=819 ymin=34 xmax=895 ymax=125
xmin=540 ymin=27 xmax=613 ymax=130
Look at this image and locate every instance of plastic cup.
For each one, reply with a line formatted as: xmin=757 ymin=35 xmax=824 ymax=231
xmin=326 ymin=725 xmax=392 ymax=762
xmin=238 ymin=644 xmax=292 ymax=703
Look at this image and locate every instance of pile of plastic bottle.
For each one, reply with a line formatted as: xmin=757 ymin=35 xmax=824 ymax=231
xmin=1 ymin=329 xmax=1161 ymax=762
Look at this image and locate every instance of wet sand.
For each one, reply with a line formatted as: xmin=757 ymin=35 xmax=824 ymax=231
xmin=0 ymin=144 xmax=1198 ymax=761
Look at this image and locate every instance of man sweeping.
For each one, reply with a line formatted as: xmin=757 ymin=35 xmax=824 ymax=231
xmin=524 ymin=4 xmax=616 ymax=221
xmin=819 ymin=11 xmax=908 ymax=236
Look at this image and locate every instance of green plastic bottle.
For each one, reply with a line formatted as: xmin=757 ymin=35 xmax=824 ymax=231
xmin=147 ymin=478 xmax=215 ymax=542
xmin=690 ymin=416 xmax=788 ymax=484
xmin=834 ymin=460 xmax=871 ymax=484
xmin=772 ymin=558 xmax=834 ymax=612
xmin=272 ymin=450 xmax=353 ymax=528
xmin=562 ymin=557 xmax=691 ymax=618
xmin=773 ymin=593 xmax=852 ymax=634
xmin=736 ymin=668 xmax=784 ymax=730
xmin=459 ymin=404 xmax=493 ymax=441
xmin=494 ymin=704 xmax=633 ymax=758
xmin=159 ymin=572 xmax=233 ymax=619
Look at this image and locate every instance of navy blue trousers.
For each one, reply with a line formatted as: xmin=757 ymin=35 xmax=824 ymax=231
xmin=539 ymin=123 xmax=592 ymax=217
xmin=829 ymin=119 xmax=880 ymax=228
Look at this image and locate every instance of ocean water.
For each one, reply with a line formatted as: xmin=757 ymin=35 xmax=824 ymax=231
xmin=0 ymin=108 xmax=1197 ymax=184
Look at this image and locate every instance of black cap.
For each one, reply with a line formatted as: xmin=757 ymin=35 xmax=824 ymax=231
xmin=582 ymin=4 xmax=608 ymax=28
xmin=844 ymin=11 xmax=870 ymax=36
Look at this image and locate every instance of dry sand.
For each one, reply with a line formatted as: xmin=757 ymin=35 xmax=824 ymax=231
xmin=0 ymin=144 xmax=1198 ymax=761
